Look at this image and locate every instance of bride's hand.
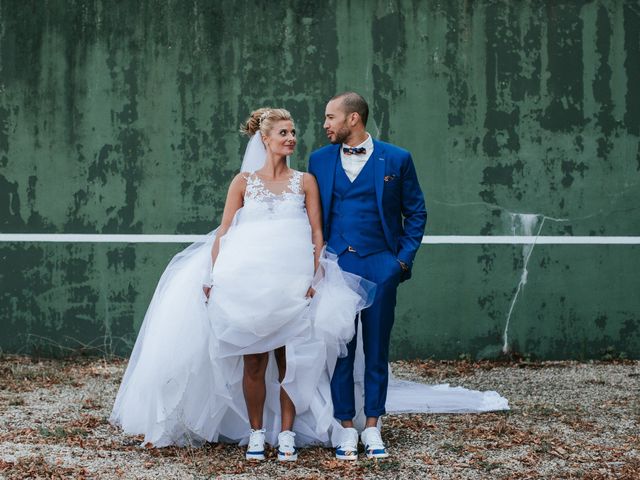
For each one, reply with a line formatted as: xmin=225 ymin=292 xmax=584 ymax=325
xmin=305 ymin=286 xmax=315 ymax=298
xmin=203 ymin=285 xmax=212 ymax=300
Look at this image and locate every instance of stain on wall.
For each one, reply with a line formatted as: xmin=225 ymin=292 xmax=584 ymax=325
xmin=1 ymin=0 xmax=639 ymax=358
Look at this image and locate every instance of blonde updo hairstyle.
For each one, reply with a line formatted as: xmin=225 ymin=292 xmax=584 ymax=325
xmin=241 ymin=108 xmax=293 ymax=138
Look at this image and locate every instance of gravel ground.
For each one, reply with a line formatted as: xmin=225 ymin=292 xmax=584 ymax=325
xmin=0 ymin=355 xmax=638 ymax=479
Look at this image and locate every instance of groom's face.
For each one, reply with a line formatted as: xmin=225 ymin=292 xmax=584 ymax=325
xmin=324 ymin=99 xmax=352 ymax=145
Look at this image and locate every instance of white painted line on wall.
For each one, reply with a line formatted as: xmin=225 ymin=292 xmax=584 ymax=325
xmin=422 ymin=236 xmax=640 ymax=245
xmin=0 ymin=234 xmax=205 ymax=243
xmin=0 ymin=234 xmax=639 ymax=244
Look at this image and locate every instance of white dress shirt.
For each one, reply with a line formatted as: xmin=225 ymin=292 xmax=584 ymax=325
xmin=340 ymin=133 xmax=374 ymax=182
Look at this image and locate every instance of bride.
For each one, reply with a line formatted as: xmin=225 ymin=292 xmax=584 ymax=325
xmin=110 ymin=108 xmax=375 ymax=461
xmin=110 ymin=107 xmax=509 ymax=461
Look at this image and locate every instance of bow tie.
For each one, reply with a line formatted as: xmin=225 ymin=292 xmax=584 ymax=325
xmin=343 ymin=147 xmax=366 ymax=155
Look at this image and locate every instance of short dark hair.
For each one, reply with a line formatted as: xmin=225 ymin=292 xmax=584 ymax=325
xmin=331 ymin=91 xmax=369 ymax=126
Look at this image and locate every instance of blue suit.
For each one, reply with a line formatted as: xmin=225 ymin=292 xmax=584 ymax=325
xmin=309 ymin=139 xmax=427 ymax=419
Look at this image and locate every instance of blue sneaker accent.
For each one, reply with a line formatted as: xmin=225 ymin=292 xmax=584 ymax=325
xmin=335 ymin=427 xmax=359 ymax=461
xmin=336 ymin=448 xmax=358 ymax=460
xmin=361 ymin=427 xmax=389 ymax=459
xmin=278 ymin=447 xmax=298 ymax=456
xmin=367 ymin=448 xmax=386 ymax=456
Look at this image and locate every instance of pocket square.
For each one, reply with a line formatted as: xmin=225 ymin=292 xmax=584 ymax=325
xmin=384 ymin=175 xmax=396 ymax=182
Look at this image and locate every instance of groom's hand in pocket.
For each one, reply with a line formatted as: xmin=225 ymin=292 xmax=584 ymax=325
xmin=396 ymin=259 xmax=410 ymax=282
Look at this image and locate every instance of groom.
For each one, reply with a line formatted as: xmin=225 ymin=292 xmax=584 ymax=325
xmin=308 ymin=92 xmax=427 ymax=460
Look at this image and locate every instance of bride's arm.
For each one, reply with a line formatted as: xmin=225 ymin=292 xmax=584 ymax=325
xmin=303 ymin=173 xmax=324 ymax=273
xmin=204 ymin=174 xmax=246 ymax=296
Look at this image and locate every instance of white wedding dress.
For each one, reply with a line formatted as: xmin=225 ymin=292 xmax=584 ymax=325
xmin=110 ymin=167 xmax=508 ymax=449
xmin=110 ymin=170 xmax=375 ymax=448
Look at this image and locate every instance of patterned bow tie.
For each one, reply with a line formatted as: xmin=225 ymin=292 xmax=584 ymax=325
xmin=343 ymin=147 xmax=366 ymax=155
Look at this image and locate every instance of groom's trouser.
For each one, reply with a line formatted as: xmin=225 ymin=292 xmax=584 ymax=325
xmin=331 ymin=249 xmax=401 ymax=420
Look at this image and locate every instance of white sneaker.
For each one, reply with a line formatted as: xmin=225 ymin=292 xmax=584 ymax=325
xmin=360 ymin=427 xmax=389 ymax=459
xmin=335 ymin=427 xmax=359 ymax=461
xmin=277 ymin=430 xmax=298 ymax=461
xmin=246 ymin=429 xmax=266 ymax=461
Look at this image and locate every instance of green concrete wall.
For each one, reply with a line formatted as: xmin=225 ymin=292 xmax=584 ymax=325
xmin=1 ymin=0 xmax=639 ymax=359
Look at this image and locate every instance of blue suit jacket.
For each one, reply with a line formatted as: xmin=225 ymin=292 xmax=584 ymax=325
xmin=308 ymin=139 xmax=427 ymax=281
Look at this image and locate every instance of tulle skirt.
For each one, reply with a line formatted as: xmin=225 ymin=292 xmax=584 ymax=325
xmin=110 ymin=214 xmax=375 ymax=447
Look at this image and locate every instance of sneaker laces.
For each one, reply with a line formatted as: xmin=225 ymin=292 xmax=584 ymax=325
xmin=248 ymin=428 xmax=265 ymax=449
xmin=363 ymin=428 xmax=385 ymax=450
xmin=338 ymin=428 xmax=358 ymax=451
xmin=278 ymin=430 xmax=296 ymax=452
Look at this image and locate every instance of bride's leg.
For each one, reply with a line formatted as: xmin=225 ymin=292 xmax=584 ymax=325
xmin=274 ymin=346 xmax=295 ymax=431
xmin=243 ymin=352 xmax=269 ymax=429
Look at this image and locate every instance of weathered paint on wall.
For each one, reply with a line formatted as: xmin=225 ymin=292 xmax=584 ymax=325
xmin=1 ymin=1 xmax=639 ymax=359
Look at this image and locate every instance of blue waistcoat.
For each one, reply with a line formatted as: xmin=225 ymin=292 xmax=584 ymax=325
xmin=327 ymin=158 xmax=388 ymax=257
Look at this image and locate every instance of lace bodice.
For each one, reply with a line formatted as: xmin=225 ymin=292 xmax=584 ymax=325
xmin=242 ymin=170 xmax=305 ymax=217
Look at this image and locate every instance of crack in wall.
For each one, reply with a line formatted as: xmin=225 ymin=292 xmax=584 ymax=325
xmin=431 ymin=198 xmax=578 ymax=222
xmin=430 ymin=198 xmax=582 ymax=354
xmin=429 ymin=197 xmax=635 ymax=224
xmin=502 ymin=214 xmax=543 ymax=354
xmin=501 ymin=212 xmax=580 ymax=354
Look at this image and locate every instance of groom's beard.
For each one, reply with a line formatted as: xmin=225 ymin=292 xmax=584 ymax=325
xmin=330 ymin=125 xmax=351 ymax=144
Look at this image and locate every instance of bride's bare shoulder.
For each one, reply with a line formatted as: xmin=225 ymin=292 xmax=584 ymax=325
xmin=231 ymin=172 xmax=251 ymax=184
xmin=227 ymin=172 xmax=250 ymax=194
xmin=300 ymin=172 xmax=319 ymax=195
xmin=301 ymin=171 xmax=317 ymax=185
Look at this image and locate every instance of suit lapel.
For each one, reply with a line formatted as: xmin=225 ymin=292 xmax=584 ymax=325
xmin=372 ymin=140 xmax=394 ymax=250
xmin=373 ymin=140 xmax=386 ymax=216
xmin=321 ymin=146 xmax=339 ymax=229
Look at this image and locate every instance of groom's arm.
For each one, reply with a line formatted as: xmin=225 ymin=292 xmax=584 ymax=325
xmin=397 ymin=153 xmax=427 ymax=275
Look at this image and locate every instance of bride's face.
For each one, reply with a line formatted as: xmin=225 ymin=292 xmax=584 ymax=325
xmin=263 ymin=120 xmax=296 ymax=157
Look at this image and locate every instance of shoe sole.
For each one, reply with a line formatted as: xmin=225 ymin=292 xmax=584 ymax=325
xmin=336 ymin=453 xmax=358 ymax=461
xmin=246 ymin=453 xmax=265 ymax=461
xmin=277 ymin=454 xmax=298 ymax=462
xmin=366 ymin=453 xmax=390 ymax=459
